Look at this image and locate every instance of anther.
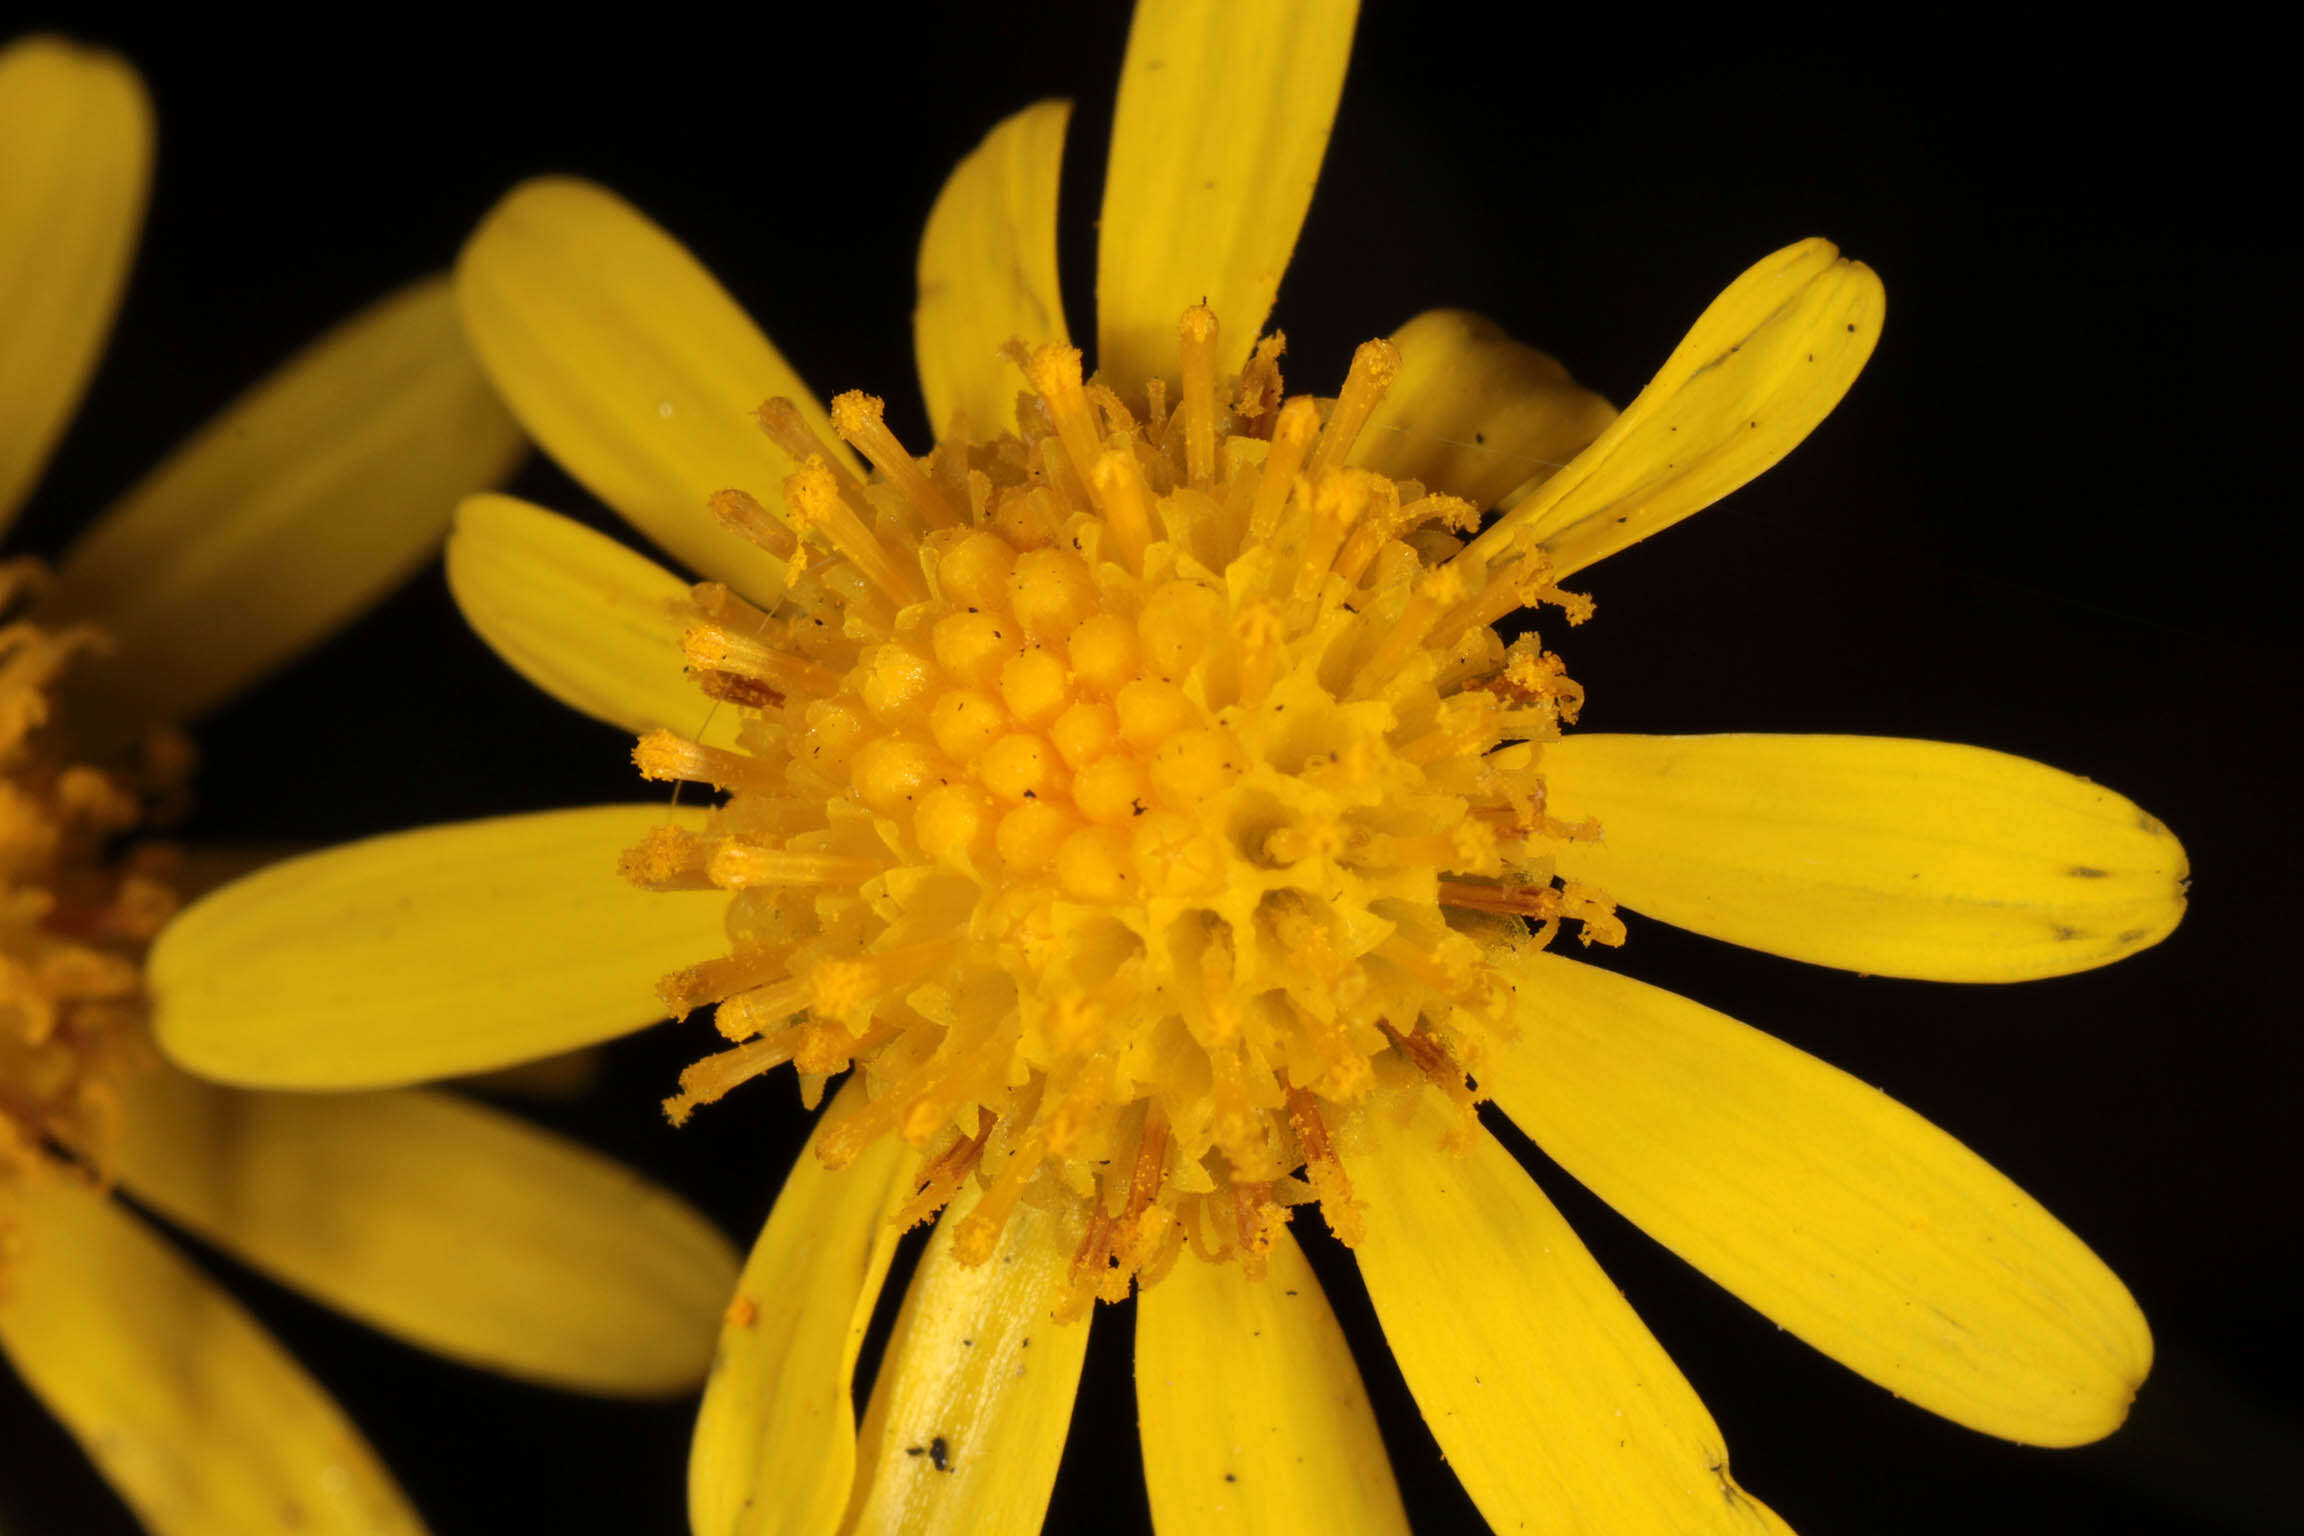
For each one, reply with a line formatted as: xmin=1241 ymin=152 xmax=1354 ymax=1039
xmin=662 ymin=1031 xmax=799 ymax=1126
xmin=1088 ymin=450 xmax=1156 ymax=574
xmin=683 ymin=623 xmax=845 ymax=699
xmin=1235 ymin=332 xmax=1287 ymax=427
xmin=757 ymin=397 xmax=871 ymax=509
xmin=830 ymin=391 xmax=960 ymax=529
xmin=1247 ymin=397 xmax=1319 ymax=545
xmin=633 ymin=730 xmax=786 ymax=794
xmin=1307 ymin=337 xmax=1402 ymax=476
xmin=1284 ymin=1085 xmax=1362 ymax=1246
xmin=1346 ymin=565 xmax=1467 ymax=699
xmin=1178 ymin=306 xmax=1220 ymax=491
xmin=708 ymin=487 xmax=800 ymax=560
xmin=1021 ymin=346 xmax=1108 ymax=513
xmin=707 ymin=844 xmax=883 ymax=890
xmin=782 ymin=457 xmax=928 ymax=605
xmin=657 ymin=948 xmax=794 ymax=1019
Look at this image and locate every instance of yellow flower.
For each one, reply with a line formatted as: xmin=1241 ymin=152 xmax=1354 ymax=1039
xmin=150 ymin=3 xmax=2186 ymax=1533
xmin=0 ymin=35 xmax=739 ymax=1536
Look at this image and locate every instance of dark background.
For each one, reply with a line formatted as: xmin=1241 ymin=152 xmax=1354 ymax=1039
xmin=4 ymin=5 xmax=2295 ymax=1533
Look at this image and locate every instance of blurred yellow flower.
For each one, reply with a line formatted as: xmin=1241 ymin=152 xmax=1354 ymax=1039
xmin=0 ymin=35 xmax=737 ymax=1536
xmin=150 ymin=3 xmax=2185 ymax=1533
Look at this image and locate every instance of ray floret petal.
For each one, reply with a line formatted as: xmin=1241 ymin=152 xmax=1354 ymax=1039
xmin=151 ymin=805 xmax=728 ymax=1088
xmin=45 ymin=275 xmax=525 ymax=743
xmin=1480 ymin=949 xmax=2151 ymax=1446
xmin=113 ymin=1068 xmax=741 ymax=1398
xmin=0 ymin=35 xmax=151 ymax=533
xmin=0 ymin=1176 xmax=426 ymax=1536
xmin=455 ymin=175 xmax=852 ymax=604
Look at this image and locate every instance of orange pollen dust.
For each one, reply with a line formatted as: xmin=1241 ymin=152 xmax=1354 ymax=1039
xmin=0 ymin=560 xmax=186 ymax=1271
xmin=626 ymin=309 xmax=1618 ymax=1314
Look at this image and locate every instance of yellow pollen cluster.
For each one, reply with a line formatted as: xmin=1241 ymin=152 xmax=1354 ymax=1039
xmin=0 ymin=561 xmax=182 ymax=1271
xmin=629 ymin=311 xmax=1617 ymax=1310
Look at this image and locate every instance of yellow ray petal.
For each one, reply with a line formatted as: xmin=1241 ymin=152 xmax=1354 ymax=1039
xmin=1352 ymin=308 xmax=1617 ymax=511
xmin=0 ymin=1175 xmax=422 ymax=1536
xmin=842 ymin=1181 xmax=1090 ymax=1536
xmin=458 ymin=176 xmax=852 ymax=602
xmin=1541 ymin=732 xmax=2187 ymax=981
xmin=1483 ymin=949 xmax=2151 ymax=1446
xmin=112 ymin=1066 xmax=738 ymax=1398
xmin=1095 ymin=0 xmax=1358 ymax=394
xmin=150 ymin=804 xmax=723 ymax=1088
xmin=691 ymin=1079 xmax=919 ymax=1536
xmin=1471 ymin=238 xmax=1883 ymax=577
xmin=915 ymin=99 xmax=1071 ymax=440
xmin=447 ymin=492 xmax=740 ymax=748
xmin=44 ymin=277 xmax=524 ymax=742
xmin=0 ymin=36 xmax=149 ymax=533
xmin=1136 ymin=1223 xmax=1408 ymax=1536
xmin=1352 ymin=1094 xmax=1790 ymax=1534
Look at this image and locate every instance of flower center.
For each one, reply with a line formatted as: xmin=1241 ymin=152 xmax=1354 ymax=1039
xmin=629 ymin=310 xmax=1619 ymax=1309
xmin=1 ymin=562 xmax=182 ymax=1265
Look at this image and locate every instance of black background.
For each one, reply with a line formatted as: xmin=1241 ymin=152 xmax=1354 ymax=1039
xmin=2 ymin=5 xmax=2295 ymax=1533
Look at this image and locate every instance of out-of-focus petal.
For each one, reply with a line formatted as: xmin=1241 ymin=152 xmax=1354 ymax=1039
xmin=48 ymin=277 xmax=523 ymax=740
xmin=0 ymin=1174 xmax=423 ymax=1536
xmin=115 ymin=1067 xmax=740 ymax=1397
xmin=0 ymin=36 xmax=150 ymax=531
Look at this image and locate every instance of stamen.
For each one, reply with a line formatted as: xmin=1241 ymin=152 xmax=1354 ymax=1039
xmin=618 ymin=826 xmax=721 ymax=889
xmin=1021 ymin=346 xmax=1108 ymax=510
xmin=1285 ymin=1084 xmax=1362 ymax=1246
xmin=1347 ymin=564 xmax=1468 ymax=698
xmin=632 ymin=731 xmax=785 ymax=794
xmin=1285 ymin=470 xmax=1373 ymax=620
xmin=756 ymin=398 xmax=871 ymax=510
xmin=952 ymin=1125 xmax=1048 ymax=1265
xmin=663 ymin=1031 xmax=797 ymax=1126
xmin=1231 ymin=1179 xmax=1280 ymax=1282
xmin=782 ymin=457 xmax=927 ymax=606
xmin=1334 ymin=491 xmax=1473 ymax=587
xmin=657 ymin=948 xmax=792 ymax=1019
xmin=706 ymin=843 xmax=883 ymax=889
xmin=894 ymin=1114 xmax=995 ymax=1229
xmin=681 ymin=623 xmax=844 ymax=699
xmin=1178 ymin=306 xmax=1220 ymax=491
xmin=1235 ymin=332 xmax=1287 ymax=429
xmin=1307 ymin=337 xmax=1401 ymax=476
xmin=830 ymin=391 xmax=960 ymax=530
xmin=1088 ymin=449 xmax=1155 ymax=574
xmin=708 ymin=487 xmax=800 ymax=561
xmin=1246 ymin=397 xmax=1319 ymax=545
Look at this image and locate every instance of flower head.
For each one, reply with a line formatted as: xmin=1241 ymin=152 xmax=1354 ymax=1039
xmin=153 ymin=2 xmax=2186 ymax=1531
xmin=0 ymin=33 xmax=739 ymax=1535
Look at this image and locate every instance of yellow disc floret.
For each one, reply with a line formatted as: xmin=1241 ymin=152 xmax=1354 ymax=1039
xmin=631 ymin=313 xmax=1615 ymax=1311
xmin=0 ymin=561 xmax=182 ymax=1273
